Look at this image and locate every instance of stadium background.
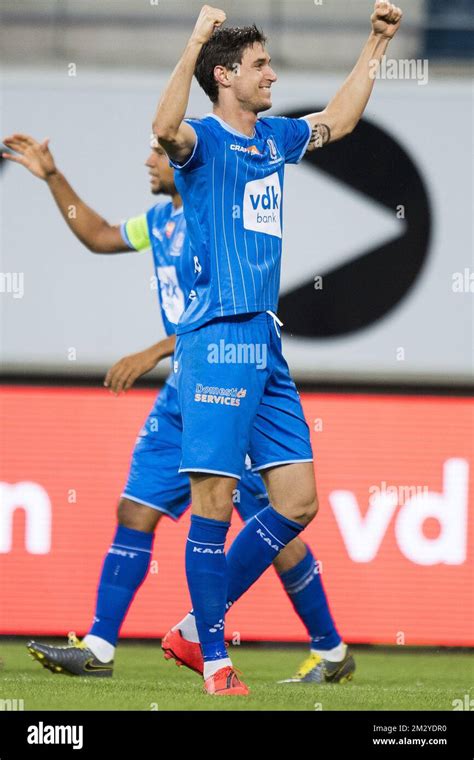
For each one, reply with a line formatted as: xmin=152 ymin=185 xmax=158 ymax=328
xmin=0 ymin=0 xmax=472 ymax=649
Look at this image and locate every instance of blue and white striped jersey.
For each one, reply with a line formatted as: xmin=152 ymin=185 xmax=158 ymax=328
xmin=121 ymin=201 xmax=194 ymax=338
xmin=170 ymin=113 xmax=311 ymax=334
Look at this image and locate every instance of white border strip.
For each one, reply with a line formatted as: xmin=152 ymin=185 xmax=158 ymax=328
xmin=121 ymin=492 xmax=183 ymax=521
xmin=252 ymin=458 xmax=314 ymax=473
xmin=179 ymin=467 xmax=242 ymax=480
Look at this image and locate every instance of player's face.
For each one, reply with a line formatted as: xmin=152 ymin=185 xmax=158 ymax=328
xmin=145 ymin=144 xmax=176 ymax=195
xmin=230 ymin=43 xmax=277 ymax=113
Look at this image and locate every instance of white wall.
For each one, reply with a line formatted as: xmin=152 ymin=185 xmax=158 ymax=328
xmin=1 ymin=69 xmax=472 ymax=383
xmin=1 ymin=0 xmax=425 ymax=71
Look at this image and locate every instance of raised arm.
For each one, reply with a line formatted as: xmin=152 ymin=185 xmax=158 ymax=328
xmin=2 ymin=134 xmax=129 ymax=253
xmin=304 ymin=1 xmax=403 ymax=149
xmin=153 ymin=5 xmax=226 ymax=163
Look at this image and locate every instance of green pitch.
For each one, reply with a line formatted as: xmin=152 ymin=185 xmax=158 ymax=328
xmin=0 ymin=641 xmax=472 ymax=711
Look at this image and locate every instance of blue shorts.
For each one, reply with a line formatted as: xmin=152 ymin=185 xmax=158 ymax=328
xmin=122 ymin=381 xmax=269 ymax=521
xmin=174 ymin=312 xmax=314 ymax=478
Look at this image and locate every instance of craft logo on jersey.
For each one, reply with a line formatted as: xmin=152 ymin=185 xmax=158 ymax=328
xmin=243 ymin=172 xmax=282 ymax=238
xmin=156 ymin=265 xmax=185 ymax=325
xmin=230 ymin=144 xmax=261 ymax=155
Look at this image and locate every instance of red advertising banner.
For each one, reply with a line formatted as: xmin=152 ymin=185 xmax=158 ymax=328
xmin=0 ymin=386 xmax=472 ymax=645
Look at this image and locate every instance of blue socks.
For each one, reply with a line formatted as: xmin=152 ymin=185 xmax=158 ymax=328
xmin=88 ymin=519 xmax=338 ymax=659
xmin=88 ymin=525 xmax=153 ymax=646
xmin=186 ymin=507 xmax=304 ymax=662
xmin=185 ymin=515 xmax=229 ymax=662
xmin=279 ymin=544 xmax=341 ymax=650
xmin=226 ymin=506 xmax=303 ymax=607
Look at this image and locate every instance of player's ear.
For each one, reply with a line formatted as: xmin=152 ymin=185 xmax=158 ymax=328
xmin=213 ymin=65 xmax=232 ymax=90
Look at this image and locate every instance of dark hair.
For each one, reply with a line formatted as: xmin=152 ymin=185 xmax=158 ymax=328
xmin=195 ymin=25 xmax=267 ymax=103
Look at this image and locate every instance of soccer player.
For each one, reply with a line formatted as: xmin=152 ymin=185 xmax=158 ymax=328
xmin=154 ymin=2 xmax=402 ymax=694
xmin=3 ymin=133 xmax=354 ymax=685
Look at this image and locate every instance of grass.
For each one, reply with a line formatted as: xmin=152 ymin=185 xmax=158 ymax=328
xmin=0 ymin=641 xmax=472 ymax=712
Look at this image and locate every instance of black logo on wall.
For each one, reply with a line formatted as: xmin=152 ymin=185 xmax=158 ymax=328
xmin=278 ymin=109 xmax=432 ymax=338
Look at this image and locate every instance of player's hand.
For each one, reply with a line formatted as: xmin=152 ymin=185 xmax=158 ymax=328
xmin=104 ymin=347 xmax=161 ymax=395
xmin=190 ymin=5 xmax=226 ymax=45
xmin=2 ymin=134 xmax=58 ymax=180
xmin=371 ymin=1 xmax=403 ymax=39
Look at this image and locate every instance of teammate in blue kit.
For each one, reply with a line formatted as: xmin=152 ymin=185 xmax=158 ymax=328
xmin=3 ymin=132 xmax=353 ymax=684
xmin=155 ymin=2 xmax=402 ymax=693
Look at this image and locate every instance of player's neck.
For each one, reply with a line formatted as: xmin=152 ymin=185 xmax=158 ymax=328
xmin=171 ymin=194 xmax=182 ymax=211
xmin=212 ymin=106 xmax=257 ymax=138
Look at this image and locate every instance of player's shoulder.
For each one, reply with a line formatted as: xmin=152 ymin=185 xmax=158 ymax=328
xmin=258 ymin=115 xmax=287 ymax=124
xmin=258 ymin=115 xmax=304 ymax=131
xmin=184 ymin=114 xmax=218 ymax=133
xmin=147 ymin=200 xmax=173 ymax=223
xmin=257 ymin=116 xmax=311 ymax=153
xmin=185 ymin=114 xmax=233 ymax=145
xmin=145 ymin=201 xmax=175 ymax=236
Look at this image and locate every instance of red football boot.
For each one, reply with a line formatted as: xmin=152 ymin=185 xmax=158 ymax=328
xmin=203 ymin=666 xmax=249 ymax=696
xmin=161 ymin=628 xmax=203 ymax=675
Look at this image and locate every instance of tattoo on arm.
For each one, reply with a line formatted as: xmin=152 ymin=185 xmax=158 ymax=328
xmin=308 ymin=123 xmax=331 ymax=150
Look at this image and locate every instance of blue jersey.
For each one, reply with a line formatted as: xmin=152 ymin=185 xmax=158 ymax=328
xmin=121 ymin=201 xmax=195 ymax=337
xmin=170 ymin=113 xmax=311 ymax=334
xmin=121 ymin=201 xmax=196 ymax=384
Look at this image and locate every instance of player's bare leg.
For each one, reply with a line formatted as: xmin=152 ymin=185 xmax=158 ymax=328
xmin=272 ymin=536 xmax=308 ymax=573
xmin=117 ymin=498 xmax=162 ymax=533
xmin=188 ymin=473 xmax=236 ymax=522
xmin=260 ymin=461 xmax=318 ymax=526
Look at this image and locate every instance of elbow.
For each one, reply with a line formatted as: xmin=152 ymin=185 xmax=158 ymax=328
xmin=86 ymin=235 xmax=107 ymax=254
xmin=154 ymin=124 xmax=178 ymax=146
xmin=345 ymin=117 xmax=360 ymax=137
xmin=332 ymin=119 xmax=358 ymax=143
xmin=340 ymin=109 xmax=362 ymax=138
xmin=324 ymin=107 xmax=358 ymax=142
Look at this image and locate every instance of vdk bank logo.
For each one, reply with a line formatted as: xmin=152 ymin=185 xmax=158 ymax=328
xmin=330 ymin=459 xmax=469 ymax=565
xmin=243 ymin=172 xmax=282 ymax=238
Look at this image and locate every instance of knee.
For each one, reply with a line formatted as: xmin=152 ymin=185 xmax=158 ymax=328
xmin=190 ymin=475 xmax=235 ymax=521
xmin=289 ymin=492 xmax=319 ymax=526
xmin=117 ymin=498 xmax=133 ymax=527
xmin=117 ymin=498 xmax=159 ymax=532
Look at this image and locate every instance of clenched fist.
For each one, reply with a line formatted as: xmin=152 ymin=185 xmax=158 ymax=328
xmin=190 ymin=5 xmax=226 ymax=45
xmin=371 ymin=1 xmax=403 ymax=39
